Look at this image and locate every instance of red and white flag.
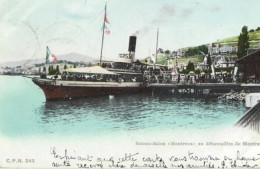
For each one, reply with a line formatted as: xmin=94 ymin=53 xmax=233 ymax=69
xmin=105 ymin=28 xmax=110 ymax=34
xmin=105 ymin=13 xmax=109 ymax=24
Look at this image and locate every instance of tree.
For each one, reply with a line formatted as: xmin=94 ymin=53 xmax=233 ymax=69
xmin=198 ymin=45 xmax=208 ymax=54
xmin=207 ymin=54 xmax=212 ymax=69
xmin=237 ymin=26 xmax=249 ymax=59
xmin=73 ymin=64 xmax=76 ymax=68
xmin=48 ymin=65 xmax=56 ymax=75
xmin=51 ymin=65 xmax=54 ymax=74
xmin=64 ymin=64 xmax=67 ymax=70
xmin=249 ymin=29 xmax=254 ymax=33
xmin=56 ymin=65 xmax=60 ymax=74
xmin=165 ymin=50 xmax=170 ymax=54
xmin=186 ymin=47 xmax=199 ymax=56
xmin=48 ymin=66 xmax=51 ymax=74
xmin=157 ymin=48 xmax=164 ymax=53
xmin=256 ymin=27 xmax=260 ymax=31
xmin=186 ymin=61 xmax=195 ymax=71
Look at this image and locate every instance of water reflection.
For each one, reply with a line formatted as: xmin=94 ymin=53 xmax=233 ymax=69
xmin=36 ymin=93 xmax=246 ymax=135
xmin=0 ymin=76 xmax=250 ymax=137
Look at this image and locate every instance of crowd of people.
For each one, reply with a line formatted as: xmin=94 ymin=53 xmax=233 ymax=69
xmin=145 ymin=72 xmax=244 ymax=84
xmin=42 ymin=63 xmax=245 ymax=85
xmin=61 ymin=73 xmax=119 ymax=82
xmin=59 ymin=72 xmax=143 ymax=83
xmin=101 ymin=62 xmax=145 ymax=73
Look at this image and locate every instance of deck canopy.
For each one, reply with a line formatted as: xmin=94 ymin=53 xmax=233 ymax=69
xmin=65 ymin=66 xmax=117 ymax=75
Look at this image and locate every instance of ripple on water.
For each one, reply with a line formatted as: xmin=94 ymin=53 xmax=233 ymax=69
xmin=0 ymin=76 xmax=247 ymax=137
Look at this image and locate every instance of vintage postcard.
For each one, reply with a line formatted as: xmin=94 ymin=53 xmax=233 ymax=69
xmin=1 ymin=0 xmax=260 ymax=168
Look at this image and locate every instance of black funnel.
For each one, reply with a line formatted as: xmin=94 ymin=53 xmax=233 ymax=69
xmin=128 ymin=36 xmax=137 ymax=52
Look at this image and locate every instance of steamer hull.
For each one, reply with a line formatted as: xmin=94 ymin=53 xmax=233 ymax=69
xmin=33 ymin=78 xmax=150 ymax=100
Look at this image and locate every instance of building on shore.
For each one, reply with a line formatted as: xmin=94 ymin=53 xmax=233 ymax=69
xmin=171 ymin=49 xmax=185 ymax=58
xmin=236 ymin=49 xmax=260 ymax=83
xmin=202 ymin=43 xmax=238 ymax=69
xmin=208 ymin=43 xmax=237 ymax=55
xmin=211 ymin=55 xmax=236 ymax=68
xmin=197 ymin=54 xmax=236 ymax=70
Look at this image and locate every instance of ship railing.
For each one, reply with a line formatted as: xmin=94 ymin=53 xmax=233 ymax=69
xmin=32 ymin=77 xmax=56 ymax=86
xmin=147 ymin=76 xmax=242 ymax=85
xmin=106 ymin=68 xmax=142 ymax=73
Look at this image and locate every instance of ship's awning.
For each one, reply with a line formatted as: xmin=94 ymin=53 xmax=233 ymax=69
xmin=65 ymin=66 xmax=117 ymax=75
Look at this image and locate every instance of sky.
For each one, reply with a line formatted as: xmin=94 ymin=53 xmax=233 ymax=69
xmin=0 ymin=0 xmax=260 ymax=63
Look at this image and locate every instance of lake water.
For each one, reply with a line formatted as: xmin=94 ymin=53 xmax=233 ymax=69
xmin=0 ymin=75 xmax=246 ymax=138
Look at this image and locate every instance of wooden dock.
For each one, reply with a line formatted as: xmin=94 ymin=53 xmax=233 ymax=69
xmin=149 ymin=83 xmax=260 ymax=94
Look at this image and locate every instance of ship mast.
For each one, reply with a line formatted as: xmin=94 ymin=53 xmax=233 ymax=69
xmin=176 ymin=51 xmax=178 ymax=66
xmin=155 ymin=27 xmax=159 ymax=64
xmin=99 ymin=2 xmax=107 ymax=66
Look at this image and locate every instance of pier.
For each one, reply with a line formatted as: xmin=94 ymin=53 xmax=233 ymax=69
xmin=149 ymin=83 xmax=260 ymax=95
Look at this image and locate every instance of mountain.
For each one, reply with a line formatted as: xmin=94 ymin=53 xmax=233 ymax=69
xmin=57 ymin=52 xmax=94 ymax=63
xmin=0 ymin=58 xmax=44 ymax=68
xmin=0 ymin=52 xmax=94 ymax=67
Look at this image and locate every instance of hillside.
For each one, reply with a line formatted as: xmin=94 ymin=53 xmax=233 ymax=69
xmin=174 ymin=55 xmax=204 ymax=65
xmin=215 ymin=30 xmax=260 ymax=48
xmin=148 ymin=29 xmax=260 ymax=66
xmin=147 ymin=53 xmax=204 ymax=66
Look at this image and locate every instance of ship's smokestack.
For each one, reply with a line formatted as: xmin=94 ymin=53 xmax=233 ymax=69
xmin=128 ymin=36 xmax=137 ymax=61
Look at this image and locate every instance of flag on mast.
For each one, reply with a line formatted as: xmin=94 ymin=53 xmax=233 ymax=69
xmin=46 ymin=46 xmax=57 ymax=63
xmin=100 ymin=2 xmax=110 ymax=66
xmin=105 ymin=28 xmax=110 ymax=34
xmin=104 ymin=9 xmax=110 ymax=34
xmin=105 ymin=13 xmax=109 ymax=24
xmin=104 ymin=25 xmax=110 ymax=34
